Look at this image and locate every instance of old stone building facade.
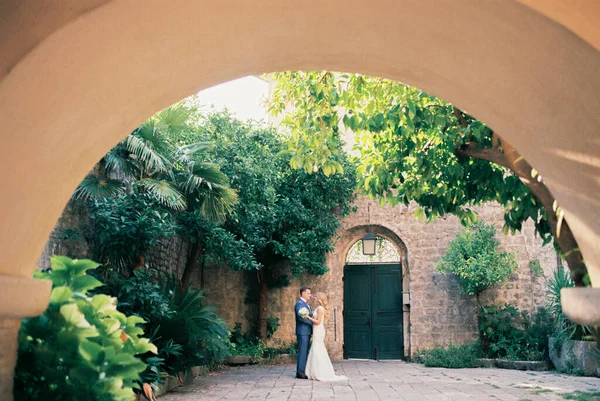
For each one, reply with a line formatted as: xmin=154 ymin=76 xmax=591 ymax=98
xmin=191 ymin=197 xmax=556 ymax=360
xmin=40 ymin=195 xmax=557 ymax=361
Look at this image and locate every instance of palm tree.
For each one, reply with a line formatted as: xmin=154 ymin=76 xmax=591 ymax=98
xmin=74 ymin=103 xmax=239 ymax=279
xmin=75 ymin=103 xmax=238 ymax=222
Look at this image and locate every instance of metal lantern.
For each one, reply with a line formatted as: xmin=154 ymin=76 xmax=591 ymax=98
xmin=361 ymin=232 xmax=377 ymax=255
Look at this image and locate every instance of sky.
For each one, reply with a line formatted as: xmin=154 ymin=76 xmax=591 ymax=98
xmin=195 ymin=76 xmax=270 ymax=121
xmin=194 ymin=75 xmax=359 ymax=155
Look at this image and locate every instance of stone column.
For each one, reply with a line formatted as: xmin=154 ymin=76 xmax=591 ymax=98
xmin=0 ymin=275 xmax=51 ymax=401
xmin=562 ymin=288 xmax=600 ymax=327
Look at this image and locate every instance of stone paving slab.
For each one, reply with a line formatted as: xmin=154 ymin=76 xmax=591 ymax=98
xmin=160 ymin=361 xmax=600 ymax=401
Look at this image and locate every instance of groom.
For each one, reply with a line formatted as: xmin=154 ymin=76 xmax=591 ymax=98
xmin=295 ymin=286 xmax=313 ymax=379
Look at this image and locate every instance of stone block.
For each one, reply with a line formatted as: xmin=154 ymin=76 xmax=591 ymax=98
xmin=549 ymin=337 xmax=600 ymax=376
xmin=226 ymin=355 xmax=253 ymax=365
xmin=495 ymin=359 xmax=549 ymax=371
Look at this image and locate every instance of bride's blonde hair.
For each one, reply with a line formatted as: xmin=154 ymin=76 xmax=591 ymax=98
xmin=315 ymin=292 xmax=329 ymax=323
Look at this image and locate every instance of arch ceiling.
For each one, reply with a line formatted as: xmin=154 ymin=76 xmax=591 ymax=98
xmin=2 ymin=1 xmax=600 ymax=324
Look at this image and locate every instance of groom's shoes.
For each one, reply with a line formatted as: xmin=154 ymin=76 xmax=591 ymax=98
xmin=296 ymin=373 xmax=308 ymax=380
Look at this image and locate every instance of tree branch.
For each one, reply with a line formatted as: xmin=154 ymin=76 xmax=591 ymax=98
xmin=482 ymin=137 xmax=586 ymax=285
xmin=455 ymin=142 xmax=511 ymax=170
xmin=454 ymin=130 xmax=586 ymax=285
xmin=453 ymin=107 xmax=469 ymax=128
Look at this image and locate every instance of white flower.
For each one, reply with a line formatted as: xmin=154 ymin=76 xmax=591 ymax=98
xmin=298 ymin=307 xmax=309 ymax=318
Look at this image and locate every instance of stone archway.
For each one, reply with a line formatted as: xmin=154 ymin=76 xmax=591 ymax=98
xmin=324 ymin=224 xmax=411 ymax=360
xmin=4 ymin=1 xmax=600 ymax=398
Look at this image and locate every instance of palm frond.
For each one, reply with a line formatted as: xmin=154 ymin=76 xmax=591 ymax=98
xmin=102 ymin=145 xmax=139 ymax=177
xmin=73 ymin=175 xmax=124 ymax=200
xmin=173 ymin=142 xmax=216 ymax=165
xmin=182 ymin=162 xmax=230 ymax=193
xmin=153 ymin=103 xmax=191 ymax=134
xmin=200 ymin=185 xmax=239 ymax=223
xmin=127 ymin=122 xmax=171 ymax=174
xmin=138 ymin=178 xmax=187 ymax=211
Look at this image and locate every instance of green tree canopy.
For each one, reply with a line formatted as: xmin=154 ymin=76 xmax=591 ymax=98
xmin=174 ymin=110 xmax=357 ymax=338
xmin=436 ymin=221 xmax=517 ymax=297
xmin=268 ymin=71 xmax=586 ymax=285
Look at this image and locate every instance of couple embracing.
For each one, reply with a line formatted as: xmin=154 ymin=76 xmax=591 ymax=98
xmin=294 ymin=286 xmax=348 ymax=382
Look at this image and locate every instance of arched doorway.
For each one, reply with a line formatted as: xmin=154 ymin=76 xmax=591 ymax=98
xmin=344 ymin=235 xmax=408 ymax=360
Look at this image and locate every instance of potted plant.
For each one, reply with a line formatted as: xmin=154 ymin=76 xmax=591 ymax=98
xmin=547 ymin=267 xmax=599 ymax=376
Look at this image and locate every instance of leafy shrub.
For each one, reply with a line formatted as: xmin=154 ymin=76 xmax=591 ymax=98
xmin=416 ymin=343 xmax=480 ymax=368
xmin=523 ymin=307 xmax=553 ymax=361
xmin=264 ymin=338 xmax=298 ymax=359
xmin=479 ymin=304 xmax=524 ymax=359
xmin=14 ymin=257 xmax=156 ymax=401
xmin=228 ymin=323 xmax=295 ymax=362
xmin=229 ymin=323 xmax=265 ymax=362
xmin=479 ymin=304 xmax=551 ymax=361
xmin=547 ymin=266 xmax=596 ymax=343
xmin=437 ymin=221 xmax=517 ymax=297
xmin=85 ymin=189 xmax=175 ymax=274
xmin=266 ymin=316 xmax=280 ymax=339
xmin=98 ymin=269 xmax=231 ymax=379
xmin=157 ymin=276 xmax=231 ymax=372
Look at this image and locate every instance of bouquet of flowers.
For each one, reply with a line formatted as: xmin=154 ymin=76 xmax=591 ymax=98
xmin=298 ymin=307 xmax=309 ymax=318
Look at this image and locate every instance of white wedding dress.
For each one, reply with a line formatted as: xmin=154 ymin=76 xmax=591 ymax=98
xmin=305 ymin=307 xmax=348 ymax=382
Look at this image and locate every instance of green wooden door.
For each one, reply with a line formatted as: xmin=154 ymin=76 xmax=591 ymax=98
xmin=343 ymin=264 xmax=403 ymax=360
xmin=373 ymin=264 xmax=404 ymax=359
xmin=343 ymin=265 xmax=372 ymax=359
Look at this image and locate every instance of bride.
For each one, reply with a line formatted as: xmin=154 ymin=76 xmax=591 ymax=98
xmin=305 ymin=293 xmax=349 ymax=382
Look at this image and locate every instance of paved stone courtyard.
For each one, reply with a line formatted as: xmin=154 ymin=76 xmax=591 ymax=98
xmin=160 ymin=361 xmax=600 ymax=401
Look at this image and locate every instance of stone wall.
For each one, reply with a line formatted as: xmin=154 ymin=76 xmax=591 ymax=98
xmin=40 ymin=195 xmax=558 ymax=361
xmin=199 ymin=196 xmax=557 ymax=360
xmin=38 ymin=200 xmax=90 ymax=269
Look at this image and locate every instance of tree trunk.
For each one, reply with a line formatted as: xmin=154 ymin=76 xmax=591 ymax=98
xmin=456 ymin=130 xmax=587 ymax=286
xmin=475 ymin=293 xmax=487 ymax=354
xmin=0 ymin=318 xmax=21 ymax=401
xmin=257 ymin=269 xmax=268 ymax=341
xmin=181 ymin=240 xmax=202 ymax=289
xmin=133 ymin=254 xmax=145 ymax=271
xmin=501 ymin=142 xmax=586 ymax=286
xmin=199 ymin=255 xmax=207 ymax=289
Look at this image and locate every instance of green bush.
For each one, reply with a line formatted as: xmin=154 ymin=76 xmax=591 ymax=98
xmin=98 ymin=269 xmax=231 ymax=380
xmin=229 ymin=323 xmax=265 ymax=362
xmin=264 ymin=338 xmax=298 ymax=359
xmin=85 ymin=189 xmax=175 ymax=274
xmin=547 ymin=266 xmax=596 ymax=343
xmin=14 ymin=257 xmax=156 ymax=401
xmin=480 ymin=304 xmax=524 ymax=359
xmin=266 ymin=316 xmax=280 ymax=339
xmin=416 ymin=343 xmax=480 ymax=368
xmin=228 ymin=323 xmax=296 ymax=362
xmin=157 ymin=276 xmax=231 ymax=372
xmin=479 ymin=304 xmax=551 ymax=361
xmin=437 ymin=221 xmax=517 ymax=297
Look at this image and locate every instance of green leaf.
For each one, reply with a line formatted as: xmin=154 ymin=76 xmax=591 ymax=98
xmin=60 ymin=303 xmax=91 ymax=328
xmin=70 ymin=259 xmax=101 ymax=276
xmin=50 ymin=287 xmax=73 ymax=305
xmin=102 ymin=318 xmax=121 ymax=335
xmin=134 ymin=338 xmax=158 ymax=355
xmin=79 ymin=339 xmax=103 ymax=363
xmin=71 ymin=275 xmax=103 ymax=293
xmin=91 ymin=294 xmax=116 ymax=313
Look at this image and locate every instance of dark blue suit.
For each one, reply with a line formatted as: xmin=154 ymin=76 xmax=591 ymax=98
xmin=295 ymin=298 xmax=313 ymax=375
